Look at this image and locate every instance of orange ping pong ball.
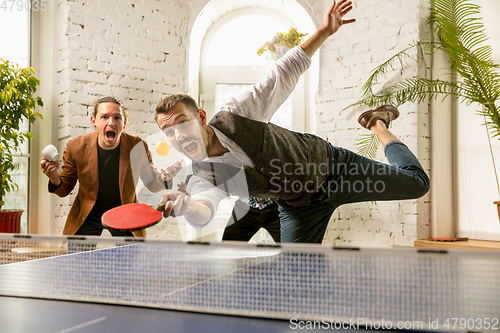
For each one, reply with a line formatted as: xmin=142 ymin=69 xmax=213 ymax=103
xmin=155 ymin=141 xmax=170 ymax=156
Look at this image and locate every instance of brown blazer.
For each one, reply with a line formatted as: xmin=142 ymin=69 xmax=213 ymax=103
xmin=50 ymin=131 xmax=166 ymax=237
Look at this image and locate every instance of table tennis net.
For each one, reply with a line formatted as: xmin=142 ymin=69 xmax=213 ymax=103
xmin=1 ymin=234 xmax=499 ymax=331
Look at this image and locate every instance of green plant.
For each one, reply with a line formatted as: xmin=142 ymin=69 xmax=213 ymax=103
xmin=346 ymin=0 xmax=500 ymax=163
xmin=257 ymin=27 xmax=307 ymax=60
xmin=0 ymin=58 xmax=43 ymax=208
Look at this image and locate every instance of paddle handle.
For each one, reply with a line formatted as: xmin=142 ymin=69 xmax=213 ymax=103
xmin=155 ymin=202 xmax=177 ymax=217
xmin=156 ymin=203 xmax=166 ymax=212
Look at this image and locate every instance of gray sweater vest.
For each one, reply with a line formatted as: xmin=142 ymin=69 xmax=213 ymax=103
xmin=193 ymin=111 xmax=328 ymax=207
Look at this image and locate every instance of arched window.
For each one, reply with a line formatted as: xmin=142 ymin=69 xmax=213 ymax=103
xmin=187 ymin=3 xmax=316 ymax=243
xmin=199 ymin=9 xmax=305 ymax=131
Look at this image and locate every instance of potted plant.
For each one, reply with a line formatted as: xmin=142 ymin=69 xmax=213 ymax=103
xmin=345 ymin=0 xmax=500 ymax=218
xmin=257 ymin=27 xmax=307 ymax=60
xmin=0 ymin=58 xmax=43 ymax=232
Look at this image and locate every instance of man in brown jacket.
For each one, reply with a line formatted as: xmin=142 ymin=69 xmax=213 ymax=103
xmin=40 ymin=96 xmax=181 ymax=237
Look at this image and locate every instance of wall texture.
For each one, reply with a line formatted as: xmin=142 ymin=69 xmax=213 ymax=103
xmin=314 ymin=0 xmax=431 ymax=246
xmin=44 ymin=0 xmax=431 ymax=246
xmin=50 ymin=0 xmax=190 ymax=233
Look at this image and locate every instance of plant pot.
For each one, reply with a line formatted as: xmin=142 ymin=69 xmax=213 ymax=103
xmin=0 ymin=209 xmax=24 ymax=233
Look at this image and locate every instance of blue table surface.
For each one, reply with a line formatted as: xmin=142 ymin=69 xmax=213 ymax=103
xmin=0 ymin=242 xmax=489 ymax=333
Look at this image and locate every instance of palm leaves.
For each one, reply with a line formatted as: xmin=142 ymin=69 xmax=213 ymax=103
xmin=356 ymin=134 xmax=380 ymax=160
xmin=349 ymin=0 xmax=500 ymax=154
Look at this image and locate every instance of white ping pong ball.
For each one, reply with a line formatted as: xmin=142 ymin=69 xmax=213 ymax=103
xmin=41 ymin=144 xmax=59 ymax=161
xmin=155 ymin=141 xmax=170 ymax=156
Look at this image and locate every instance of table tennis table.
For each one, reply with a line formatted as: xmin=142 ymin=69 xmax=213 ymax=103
xmin=1 ymin=234 xmax=499 ymax=333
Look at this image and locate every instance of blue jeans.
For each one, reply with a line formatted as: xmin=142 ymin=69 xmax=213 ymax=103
xmin=278 ymin=141 xmax=430 ymax=243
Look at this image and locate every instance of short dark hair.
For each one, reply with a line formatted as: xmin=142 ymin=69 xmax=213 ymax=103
xmin=93 ymin=96 xmax=129 ymax=122
xmin=155 ymin=94 xmax=200 ymax=123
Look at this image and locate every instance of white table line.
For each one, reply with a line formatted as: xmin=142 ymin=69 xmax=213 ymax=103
xmin=54 ymin=316 xmax=107 ymax=333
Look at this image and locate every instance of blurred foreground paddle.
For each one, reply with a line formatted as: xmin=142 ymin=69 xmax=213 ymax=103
xmin=102 ymin=203 xmax=165 ymax=231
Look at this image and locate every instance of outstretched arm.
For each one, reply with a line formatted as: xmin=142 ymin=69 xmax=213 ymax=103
xmin=223 ymin=0 xmax=354 ymax=122
xmin=300 ymin=0 xmax=355 ymax=58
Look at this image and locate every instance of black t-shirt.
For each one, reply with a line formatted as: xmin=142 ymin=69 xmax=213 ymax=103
xmin=87 ymin=144 xmax=122 ymax=219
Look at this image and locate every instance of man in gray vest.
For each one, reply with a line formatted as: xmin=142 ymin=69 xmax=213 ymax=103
xmin=154 ymin=0 xmax=430 ymax=243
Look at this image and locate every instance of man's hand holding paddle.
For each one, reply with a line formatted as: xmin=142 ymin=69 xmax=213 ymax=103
xmin=159 ymin=191 xmax=212 ymax=227
xmin=158 ymin=159 xmax=214 ymax=225
xmin=101 ymin=159 xmax=213 ymax=232
xmin=101 ymin=190 xmax=213 ymax=232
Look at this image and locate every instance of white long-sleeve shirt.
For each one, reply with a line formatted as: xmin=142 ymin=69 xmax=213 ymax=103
xmin=186 ymin=46 xmax=312 ymax=227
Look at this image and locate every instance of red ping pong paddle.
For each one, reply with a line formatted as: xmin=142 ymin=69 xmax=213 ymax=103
xmin=102 ymin=203 xmax=166 ymax=231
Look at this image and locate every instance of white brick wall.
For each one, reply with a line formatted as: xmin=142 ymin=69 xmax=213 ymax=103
xmin=314 ymin=0 xmax=430 ymax=247
xmin=50 ymin=0 xmax=189 ymax=234
xmin=47 ymin=0 xmax=430 ymax=245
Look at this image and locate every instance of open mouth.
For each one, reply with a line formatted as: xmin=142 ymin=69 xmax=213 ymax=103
xmin=105 ymin=130 xmax=116 ymax=141
xmin=181 ymin=140 xmax=199 ymax=155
